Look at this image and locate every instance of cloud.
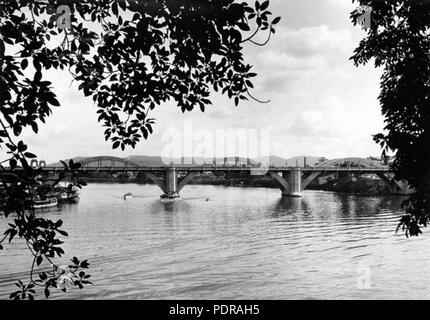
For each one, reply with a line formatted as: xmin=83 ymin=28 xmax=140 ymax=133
xmin=280 ymin=96 xmax=348 ymax=137
xmin=328 ymin=0 xmax=356 ymax=10
xmin=274 ymin=25 xmax=355 ymax=57
xmin=248 ymin=25 xmax=357 ymax=95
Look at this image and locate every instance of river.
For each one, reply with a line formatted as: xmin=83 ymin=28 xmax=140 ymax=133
xmin=0 ymin=183 xmax=429 ymax=300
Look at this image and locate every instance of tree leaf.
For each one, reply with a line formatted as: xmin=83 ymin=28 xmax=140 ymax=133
xmin=260 ymin=0 xmax=269 ymax=11
xmin=272 ymin=16 xmax=281 ymax=24
xmin=24 ymin=152 xmax=37 ymax=158
xmin=21 ymin=59 xmax=28 ymax=70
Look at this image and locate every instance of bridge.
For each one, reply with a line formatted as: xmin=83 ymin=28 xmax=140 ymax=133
xmin=35 ymin=156 xmax=414 ymax=200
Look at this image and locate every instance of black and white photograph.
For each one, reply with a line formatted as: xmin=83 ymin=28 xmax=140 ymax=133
xmin=0 ymin=0 xmax=430 ymax=309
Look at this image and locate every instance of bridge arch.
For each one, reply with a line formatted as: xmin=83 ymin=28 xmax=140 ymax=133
xmin=80 ymin=156 xmax=142 ymax=168
xmin=302 ymin=157 xmax=405 ymax=193
xmin=316 ymin=157 xmax=386 ymax=169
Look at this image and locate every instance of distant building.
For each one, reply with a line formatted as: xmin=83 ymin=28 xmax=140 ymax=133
xmin=30 ymin=159 xmax=46 ymax=168
xmin=223 ymin=157 xmax=236 ymax=166
xmin=238 ymin=158 xmax=247 ymax=167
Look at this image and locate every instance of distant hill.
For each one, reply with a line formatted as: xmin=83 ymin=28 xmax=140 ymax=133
xmin=249 ymin=155 xmax=325 ymax=167
xmin=48 ymin=156 xmax=88 ymax=167
xmin=252 ymin=155 xmax=285 ymax=167
xmin=47 ymin=155 xmax=392 ymax=170
xmin=49 ymin=155 xmax=328 ymax=167
xmin=285 ymin=156 xmax=324 ymax=167
xmin=127 ymin=155 xmax=167 ymax=166
xmin=127 ymin=156 xmax=258 ymax=166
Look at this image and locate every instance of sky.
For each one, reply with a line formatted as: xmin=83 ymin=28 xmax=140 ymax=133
xmin=18 ymin=0 xmax=385 ymax=163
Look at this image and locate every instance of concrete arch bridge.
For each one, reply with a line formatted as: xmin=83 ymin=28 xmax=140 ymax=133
xmin=44 ymin=156 xmax=414 ymax=199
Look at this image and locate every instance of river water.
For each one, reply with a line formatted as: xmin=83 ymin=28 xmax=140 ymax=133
xmin=0 ymin=183 xmax=430 ymax=300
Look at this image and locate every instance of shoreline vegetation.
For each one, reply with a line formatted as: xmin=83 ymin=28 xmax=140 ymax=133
xmin=79 ymin=172 xmax=393 ymax=195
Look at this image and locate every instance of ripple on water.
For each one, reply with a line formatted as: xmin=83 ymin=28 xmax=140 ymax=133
xmin=0 ymin=185 xmax=426 ymax=299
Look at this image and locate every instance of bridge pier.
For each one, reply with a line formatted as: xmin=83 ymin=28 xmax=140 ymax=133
xmin=287 ymin=168 xmax=303 ymax=197
xmin=161 ymin=167 xmax=180 ymax=200
xmin=268 ymin=168 xmax=303 ymax=197
xmin=146 ymin=168 xmax=200 ymax=201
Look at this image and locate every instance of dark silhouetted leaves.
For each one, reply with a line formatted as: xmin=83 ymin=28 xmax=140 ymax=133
xmin=351 ymin=0 xmax=430 ymax=237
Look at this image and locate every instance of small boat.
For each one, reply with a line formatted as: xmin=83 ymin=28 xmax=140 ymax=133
xmin=123 ymin=192 xmax=133 ymax=200
xmin=56 ymin=186 xmax=80 ymax=203
xmin=58 ymin=191 xmax=79 ymax=203
xmin=31 ymin=197 xmax=58 ymax=209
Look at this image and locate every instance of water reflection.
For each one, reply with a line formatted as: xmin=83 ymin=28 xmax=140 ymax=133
xmin=162 ymin=200 xmax=192 ymax=214
xmin=59 ymin=202 xmax=80 ymax=214
xmin=272 ymin=196 xmax=309 ymax=216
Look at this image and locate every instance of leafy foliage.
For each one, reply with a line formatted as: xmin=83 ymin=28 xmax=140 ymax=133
xmin=0 ymin=0 xmax=278 ymax=298
xmin=351 ymin=0 xmax=430 ymax=236
xmin=1 ymin=0 xmax=279 ymax=150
